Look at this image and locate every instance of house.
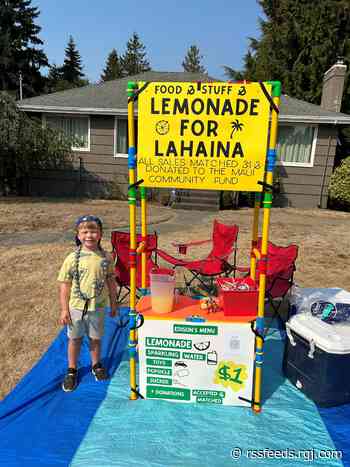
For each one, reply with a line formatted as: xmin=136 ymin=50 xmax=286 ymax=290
xmin=18 ymin=64 xmax=350 ymax=209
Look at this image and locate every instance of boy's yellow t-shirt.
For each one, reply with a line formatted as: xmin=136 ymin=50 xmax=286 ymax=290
xmin=57 ymin=248 xmax=114 ymax=311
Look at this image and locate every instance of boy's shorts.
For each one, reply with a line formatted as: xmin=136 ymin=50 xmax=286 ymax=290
xmin=67 ymin=309 xmax=105 ymax=339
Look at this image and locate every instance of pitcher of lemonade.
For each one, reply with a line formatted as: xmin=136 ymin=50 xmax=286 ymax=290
xmin=150 ymin=268 xmax=175 ymax=314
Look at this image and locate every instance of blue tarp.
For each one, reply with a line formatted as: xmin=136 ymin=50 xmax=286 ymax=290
xmin=0 ymin=311 xmax=349 ymax=467
xmin=0 ymin=308 xmax=129 ymax=467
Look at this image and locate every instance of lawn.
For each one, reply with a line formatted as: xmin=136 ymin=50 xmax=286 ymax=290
xmin=0 ymin=197 xmax=349 ymax=399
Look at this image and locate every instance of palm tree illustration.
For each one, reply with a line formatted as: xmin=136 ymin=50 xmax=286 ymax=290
xmin=230 ymin=119 xmax=244 ymax=138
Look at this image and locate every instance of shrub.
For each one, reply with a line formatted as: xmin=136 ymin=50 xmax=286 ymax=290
xmin=108 ymin=173 xmax=128 ymax=200
xmin=0 ymin=92 xmax=74 ymax=194
xmin=328 ymin=156 xmax=350 ymax=210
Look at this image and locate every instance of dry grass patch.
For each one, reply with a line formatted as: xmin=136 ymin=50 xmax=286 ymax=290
xmin=0 ymin=243 xmax=70 ymax=398
xmin=0 ymin=203 xmax=349 ymax=399
xmin=0 ymin=197 xmax=172 ymax=234
xmin=157 ymin=208 xmax=350 ymax=289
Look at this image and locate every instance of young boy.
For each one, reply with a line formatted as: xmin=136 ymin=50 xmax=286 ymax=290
xmin=58 ymin=215 xmax=118 ymax=392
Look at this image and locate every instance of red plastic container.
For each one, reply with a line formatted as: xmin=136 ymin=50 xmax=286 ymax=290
xmin=216 ymin=277 xmax=258 ymax=317
xmin=177 ymin=244 xmax=187 ymax=255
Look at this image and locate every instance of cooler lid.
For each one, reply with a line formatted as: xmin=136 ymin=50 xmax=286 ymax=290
xmin=287 ymin=313 xmax=350 ymax=354
xmin=293 ymin=287 xmax=350 ymax=313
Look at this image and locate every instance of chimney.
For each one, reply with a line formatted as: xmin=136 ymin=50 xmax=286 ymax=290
xmin=321 ymin=58 xmax=347 ymax=112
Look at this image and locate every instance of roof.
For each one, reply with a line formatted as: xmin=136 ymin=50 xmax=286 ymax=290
xmin=18 ymin=70 xmax=350 ymax=124
xmin=279 ymin=95 xmax=350 ymax=124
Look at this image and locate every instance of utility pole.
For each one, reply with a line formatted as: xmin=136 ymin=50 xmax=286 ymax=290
xmin=19 ymin=71 xmax=23 ymax=100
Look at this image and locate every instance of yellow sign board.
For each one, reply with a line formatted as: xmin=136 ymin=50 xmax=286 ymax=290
xmin=137 ymin=81 xmax=271 ymax=191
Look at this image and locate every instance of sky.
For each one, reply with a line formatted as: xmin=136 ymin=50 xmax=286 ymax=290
xmin=33 ymin=0 xmax=263 ymax=83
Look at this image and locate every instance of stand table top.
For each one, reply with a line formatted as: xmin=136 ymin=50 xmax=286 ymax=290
xmin=136 ymin=295 xmax=256 ymax=323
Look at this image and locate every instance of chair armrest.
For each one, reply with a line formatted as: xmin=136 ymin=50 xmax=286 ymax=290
xmin=155 ymin=248 xmax=189 ymax=267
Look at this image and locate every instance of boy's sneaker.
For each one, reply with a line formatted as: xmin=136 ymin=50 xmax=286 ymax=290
xmin=92 ymin=362 xmax=108 ymax=381
xmin=62 ymin=368 xmax=78 ymax=392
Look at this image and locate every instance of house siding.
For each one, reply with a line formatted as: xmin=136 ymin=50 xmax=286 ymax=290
xmin=276 ymin=126 xmax=337 ymax=208
xmin=29 ymin=115 xmax=129 ymax=198
xmin=27 ymin=114 xmax=337 ymax=209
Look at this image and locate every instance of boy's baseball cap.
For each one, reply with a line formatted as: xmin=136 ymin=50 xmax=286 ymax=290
xmin=75 ymin=215 xmax=103 ymax=246
xmin=75 ymin=215 xmax=103 ymax=228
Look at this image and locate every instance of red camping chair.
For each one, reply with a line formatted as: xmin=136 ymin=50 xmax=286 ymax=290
xmin=238 ymin=240 xmax=298 ymax=333
xmin=156 ymin=220 xmax=239 ymax=294
xmin=111 ymin=231 xmax=159 ymax=302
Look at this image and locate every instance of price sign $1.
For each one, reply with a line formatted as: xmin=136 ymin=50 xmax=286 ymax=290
xmin=214 ymin=360 xmax=248 ymax=392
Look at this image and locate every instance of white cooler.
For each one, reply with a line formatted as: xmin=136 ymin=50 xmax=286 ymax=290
xmin=283 ymin=312 xmax=350 ymax=407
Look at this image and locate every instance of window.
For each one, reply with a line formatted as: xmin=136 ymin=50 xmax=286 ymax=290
xmin=114 ymin=118 xmax=137 ymax=157
xmin=45 ymin=115 xmax=90 ymax=151
xmin=277 ymin=124 xmax=318 ymax=167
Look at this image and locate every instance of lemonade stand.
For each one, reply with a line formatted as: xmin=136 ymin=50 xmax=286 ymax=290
xmin=126 ymin=79 xmax=281 ymax=412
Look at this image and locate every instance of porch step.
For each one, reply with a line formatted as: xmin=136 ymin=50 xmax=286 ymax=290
xmin=172 ymin=201 xmax=220 ymax=211
xmin=181 ymin=195 xmax=219 ymax=204
xmin=171 ymin=189 xmax=220 ymax=211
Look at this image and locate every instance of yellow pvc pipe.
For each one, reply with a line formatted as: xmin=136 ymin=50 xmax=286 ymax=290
xmin=141 ymin=195 xmax=147 ymax=290
xmin=253 ymin=93 xmax=280 ymax=413
xmin=269 ymin=96 xmax=279 ymax=148
xmin=129 ymin=180 xmax=137 ymax=400
xmin=250 ymin=198 xmax=260 ymax=281
xmin=129 ymin=178 xmax=137 ymax=299
xmin=128 ymin=98 xmax=135 ymax=152
xmin=253 ymin=173 xmax=273 ymax=412
xmin=128 ymin=85 xmax=138 ymax=401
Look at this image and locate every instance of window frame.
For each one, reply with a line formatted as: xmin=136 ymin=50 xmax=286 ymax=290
xmin=114 ymin=117 xmax=128 ymax=158
xmin=114 ymin=117 xmax=139 ymax=158
xmin=277 ymin=123 xmax=318 ymax=168
xmin=42 ymin=114 xmax=91 ymax=152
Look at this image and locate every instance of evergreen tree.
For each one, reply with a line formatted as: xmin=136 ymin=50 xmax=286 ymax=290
xmin=101 ymin=48 xmax=123 ymax=81
xmin=223 ymin=0 xmax=350 ymax=113
xmin=0 ymin=0 xmax=48 ymax=97
xmin=47 ymin=63 xmax=63 ymax=89
xmin=182 ymin=45 xmax=206 ymax=73
xmin=61 ymin=35 xmax=85 ymax=86
xmin=46 ymin=63 xmax=74 ymax=93
xmin=120 ymin=33 xmax=151 ymax=76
